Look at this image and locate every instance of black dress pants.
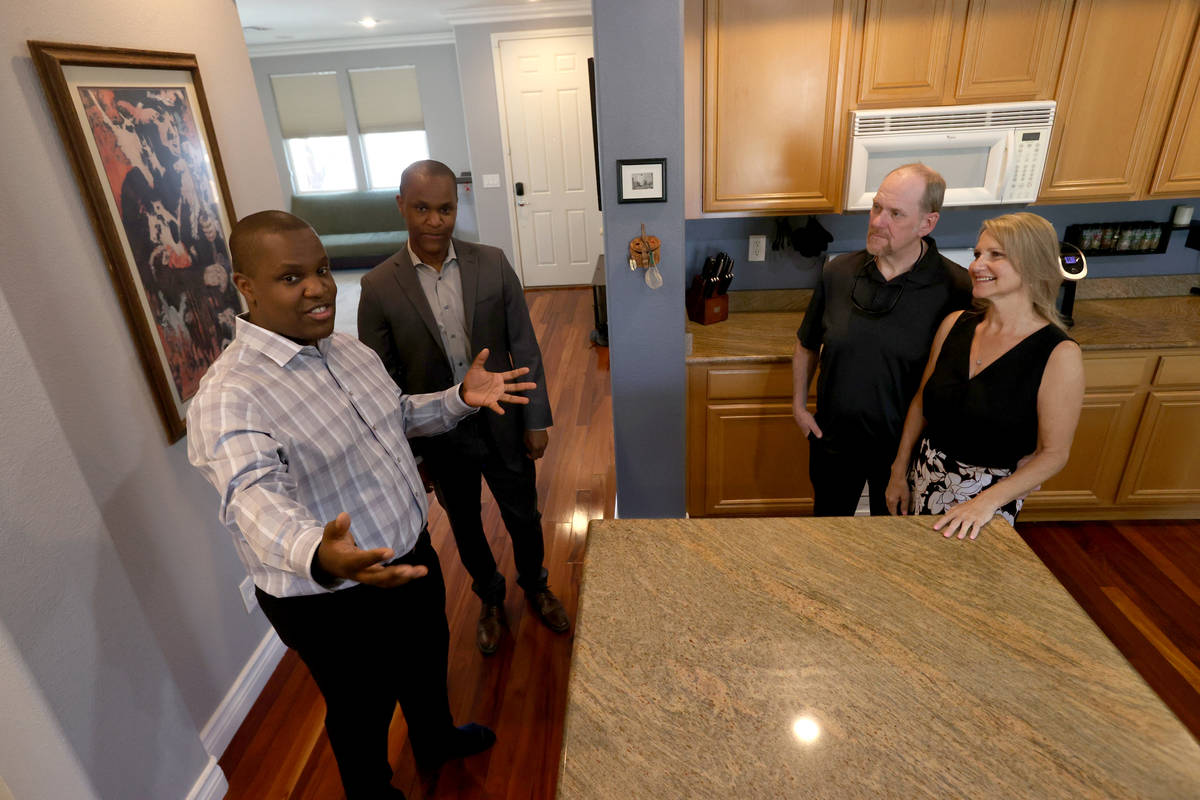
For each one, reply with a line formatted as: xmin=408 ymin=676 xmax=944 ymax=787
xmin=808 ymin=433 xmax=894 ymax=517
xmin=255 ymin=531 xmax=453 ymax=800
xmin=424 ymin=420 xmax=547 ymax=604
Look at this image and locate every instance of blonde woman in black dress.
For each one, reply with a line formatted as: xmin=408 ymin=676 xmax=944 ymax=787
xmin=884 ymin=212 xmax=1085 ymax=540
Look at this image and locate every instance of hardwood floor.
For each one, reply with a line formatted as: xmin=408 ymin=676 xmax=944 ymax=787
xmin=219 ymin=287 xmax=1199 ymax=798
xmin=220 ymin=287 xmax=614 ymax=800
xmin=1017 ymin=519 xmax=1200 ymax=740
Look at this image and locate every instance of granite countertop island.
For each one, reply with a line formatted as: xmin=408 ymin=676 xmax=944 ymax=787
xmin=688 ymin=294 xmax=1200 ymax=363
xmin=558 ymin=517 xmax=1200 ymax=798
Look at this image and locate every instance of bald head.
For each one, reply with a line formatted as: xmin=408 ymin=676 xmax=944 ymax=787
xmin=230 ymin=210 xmax=315 ymax=276
xmin=884 ymin=163 xmax=945 ymax=214
xmin=399 ymin=159 xmax=456 ymax=195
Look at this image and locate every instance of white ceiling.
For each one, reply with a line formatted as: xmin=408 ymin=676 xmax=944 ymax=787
xmin=236 ymin=0 xmax=591 ymax=55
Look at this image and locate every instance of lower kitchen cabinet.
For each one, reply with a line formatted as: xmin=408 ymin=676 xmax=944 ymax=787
xmin=702 ymin=402 xmax=815 ymax=516
xmin=688 ymin=347 xmax=1200 ymax=520
xmin=1114 ymin=351 xmax=1200 ymax=506
xmin=687 ymin=363 xmax=814 ymax=516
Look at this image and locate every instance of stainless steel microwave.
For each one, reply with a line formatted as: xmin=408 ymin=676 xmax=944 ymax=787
xmin=844 ymin=100 xmax=1056 ymax=210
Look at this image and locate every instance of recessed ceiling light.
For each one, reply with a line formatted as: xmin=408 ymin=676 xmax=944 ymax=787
xmin=358 ymin=17 xmax=378 ymax=28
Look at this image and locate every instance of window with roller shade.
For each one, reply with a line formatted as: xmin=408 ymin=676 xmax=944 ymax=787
xmin=269 ymin=71 xmax=356 ymax=193
xmin=348 ymin=66 xmax=430 ymax=190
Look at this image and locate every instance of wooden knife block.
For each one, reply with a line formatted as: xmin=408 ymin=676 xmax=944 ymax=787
xmin=686 ymin=278 xmax=729 ymax=325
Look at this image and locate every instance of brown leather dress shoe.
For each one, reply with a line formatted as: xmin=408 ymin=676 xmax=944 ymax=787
xmin=527 ymin=588 xmax=570 ymax=633
xmin=477 ymin=602 xmax=504 ymax=655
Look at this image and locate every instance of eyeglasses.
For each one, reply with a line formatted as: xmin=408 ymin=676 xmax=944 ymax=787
xmin=850 ymin=261 xmax=905 ymax=316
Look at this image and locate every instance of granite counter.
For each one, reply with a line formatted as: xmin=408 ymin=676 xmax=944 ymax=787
xmin=688 ymin=294 xmax=1200 ymax=364
xmin=558 ymin=517 xmax=1200 ymax=798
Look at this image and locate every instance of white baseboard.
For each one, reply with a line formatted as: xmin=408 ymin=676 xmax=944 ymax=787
xmin=199 ymin=629 xmax=287 ymax=758
xmin=185 ymin=756 xmax=228 ymax=800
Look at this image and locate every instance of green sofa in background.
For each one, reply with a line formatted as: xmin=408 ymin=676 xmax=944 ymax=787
xmin=290 ymin=190 xmax=407 ymax=269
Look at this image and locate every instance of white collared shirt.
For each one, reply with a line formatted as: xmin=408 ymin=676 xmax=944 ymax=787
xmin=408 ymin=241 xmax=472 ymax=383
xmin=187 ymin=316 xmax=475 ymax=597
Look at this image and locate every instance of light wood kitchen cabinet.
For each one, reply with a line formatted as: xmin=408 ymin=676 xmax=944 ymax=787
xmin=856 ymin=0 xmax=966 ymax=107
xmin=954 ymin=0 xmax=1075 ymax=102
xmin=687 ymin=363 xmax=816 ymax=515
xmin=1149 ymin=21 xmax=1200 ymax=196
xmin=704 ymin=402 xmax=815 ymax=515
xmin=1115 ymin=353 xmax=1200 ymax=506
xmin=1021 ymin=353 xmax=1151 ymax=514
xmin=1038 ymin=0 xmax=1200 ymax=202
xmin=702 ymin=0 xmax=860 ymax=212
xmin=999 ymin=347 xmax=1200 ymax=520
xmin=855 ymin=0 xmax=1072 ymax=108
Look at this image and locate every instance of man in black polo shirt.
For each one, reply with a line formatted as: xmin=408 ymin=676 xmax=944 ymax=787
xmin=793 ymin=164 xmax=972 ymax=516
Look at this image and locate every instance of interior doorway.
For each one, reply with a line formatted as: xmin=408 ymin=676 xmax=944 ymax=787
xmin=493 ymin=29 xmax=604 ymax=287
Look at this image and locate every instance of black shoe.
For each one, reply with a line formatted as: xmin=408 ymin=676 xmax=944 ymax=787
xmin=527 ymin=588 xmax=570 ymax=633
xmin=415 ymin=723 xmax=497 ymax=771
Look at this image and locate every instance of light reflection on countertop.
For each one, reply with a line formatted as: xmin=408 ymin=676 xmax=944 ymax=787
xmin=557 ymin=517 xmax=1200 ymax=798
xmin=791 ymin=715 xmax=821 ymax=745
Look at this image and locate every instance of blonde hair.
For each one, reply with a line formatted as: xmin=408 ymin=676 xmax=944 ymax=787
xmin=979 ymin=212 xmax=1066 ymax=330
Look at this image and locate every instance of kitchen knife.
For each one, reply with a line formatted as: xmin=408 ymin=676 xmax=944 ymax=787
xmin=717 ymin=254 xmax=734 ymax=295
xmin=700 ymin=255 xmax=718 ymax=297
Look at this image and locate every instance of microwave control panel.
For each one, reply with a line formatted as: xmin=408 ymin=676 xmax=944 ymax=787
xmin=1002 ymin=128 xmax=1051 ymax=203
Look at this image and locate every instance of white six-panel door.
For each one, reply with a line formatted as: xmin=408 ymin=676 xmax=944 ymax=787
xmin=497 ymin=33 xmax=604 ymax=286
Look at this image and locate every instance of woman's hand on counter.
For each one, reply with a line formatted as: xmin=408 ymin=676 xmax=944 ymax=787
xmin=933 ymin=494 xmax=1001 ymax=541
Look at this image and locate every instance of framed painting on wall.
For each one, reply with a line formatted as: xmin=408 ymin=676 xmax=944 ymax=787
xmin=616 ymin=158 xmax=667 ymax=203
xmin=28 ymin=41 xmax=240 ymax=442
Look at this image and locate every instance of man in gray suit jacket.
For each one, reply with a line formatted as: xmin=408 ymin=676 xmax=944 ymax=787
xmin=358 ymin=160 xmax=569 ymax=655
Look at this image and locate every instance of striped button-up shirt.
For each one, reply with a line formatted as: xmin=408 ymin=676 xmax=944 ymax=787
xmin=188 ymin=316 xmax=475 ymax=597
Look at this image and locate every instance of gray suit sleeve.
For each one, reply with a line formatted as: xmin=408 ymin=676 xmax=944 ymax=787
xmin=499 ymin=251 xmax=553 ymax=429
xmin=357 ymin=276 xmax=404 ymax=389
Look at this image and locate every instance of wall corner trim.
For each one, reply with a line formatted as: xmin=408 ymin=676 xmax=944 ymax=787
xmin=199 ymin=630 xmax=287 ymax=758
xmin=184 ymin=756 xmax=228 ymax=800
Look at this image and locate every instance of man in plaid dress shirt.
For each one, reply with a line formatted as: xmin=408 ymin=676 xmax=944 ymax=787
xmin=188 ymin=211 xmax=534 ymax=799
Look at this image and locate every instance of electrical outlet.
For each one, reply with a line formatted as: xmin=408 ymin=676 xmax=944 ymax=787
xmin=748 ymin=235 xmax=767 ymax=262
xmin=239 ymin=576 xmax=258 ymax=614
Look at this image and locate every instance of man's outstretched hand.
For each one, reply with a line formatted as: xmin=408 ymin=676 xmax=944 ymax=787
xmin=461 ymin=348 xmax=537 ymax=414
xmin=315 ymin=512 xmax=427 ymax=587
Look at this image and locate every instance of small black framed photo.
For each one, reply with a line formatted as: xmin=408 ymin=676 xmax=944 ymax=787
xmin=616 ymin=158 xmax=667 ymax=203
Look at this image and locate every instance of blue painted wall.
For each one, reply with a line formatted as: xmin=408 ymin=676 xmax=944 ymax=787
xmin=686 ymin=198 xmax=1200 ymax=291
xmin=593 ymin=0 xmax=686 ymax=518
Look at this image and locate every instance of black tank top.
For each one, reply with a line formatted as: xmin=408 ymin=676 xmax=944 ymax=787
xmin=923 ymin=311 xmax=1072 ymax=470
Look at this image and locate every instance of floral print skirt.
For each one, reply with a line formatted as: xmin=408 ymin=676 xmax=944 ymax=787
xmin=908 ymin=436 xmax=1021 ymax=525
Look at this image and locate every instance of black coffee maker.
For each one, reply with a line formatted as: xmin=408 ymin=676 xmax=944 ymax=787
xmin=1058 ymin=242 xmax=1087 ymax=327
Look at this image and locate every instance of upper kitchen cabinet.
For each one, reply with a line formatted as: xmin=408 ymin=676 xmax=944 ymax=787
xmin=703 ymin=0 xmax=861 ymax=212
xmin=1150 ymin=22 xmax=1200 ymax=196
xmin=1039 ymin=0 xmax=1200 ymax=203
xmin=855 ymin=0 xmax=1073 ymax=108
xmin=856 ymin=0 xmax=967 ymax=107
xmin=954 ymin=0 xmax=1075 ymax=101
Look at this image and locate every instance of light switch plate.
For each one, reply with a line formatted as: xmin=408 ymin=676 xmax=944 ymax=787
xmin=482 ymin=173 xmax=501 ymax=188
xmin=748 ymin=235 xmax=767 ymax=262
